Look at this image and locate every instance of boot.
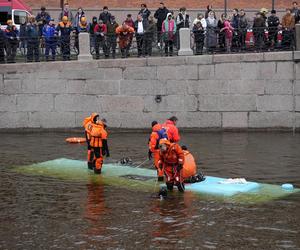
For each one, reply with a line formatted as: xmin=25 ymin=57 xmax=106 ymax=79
xmin=177 ymin=182 xmax=185 ymax=192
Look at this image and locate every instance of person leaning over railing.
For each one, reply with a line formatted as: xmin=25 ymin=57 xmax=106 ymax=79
xmin=124 ymin=14 xmax=135 ymax=54
xmin=115 ymin=23 xmax=135 ymax=58
xmin=94 ymin=19 xmax=108 ymax=59
xmin=25 ymin=16 xmax=40 ymax=62
xmin=4 ymin=20 xmax=19 ymax=63
xmin=106 ymin=16 xmax=119 ymax=58
xmin=267 ymin=10 xmax=280 ymax=49
xmin=281 ymin=8 xmax=295 ymax=49
xmin=56 ymin=16 xmax=73 ymax=61
xmin=42 ymin=18 xmax=58 ymax=61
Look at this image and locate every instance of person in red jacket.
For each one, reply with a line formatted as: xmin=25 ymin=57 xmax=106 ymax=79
xmin=158 ymin=138 xmax=185 ymax=192
xmin=162 ymin=116 xmax=180 ymax=143
xmin=148 ymin=121 xmax=166 ymax=181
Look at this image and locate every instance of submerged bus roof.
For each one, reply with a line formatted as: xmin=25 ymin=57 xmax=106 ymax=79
xmin=0 ymin=0 xmax=31 ymax=13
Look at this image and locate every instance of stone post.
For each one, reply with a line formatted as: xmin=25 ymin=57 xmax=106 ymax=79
xmin=293 ymin=24 xmax=300 ymax=61
xmin=295 ymin=24 xmax=300 ymax=51
xmin=178 ymin=28 xmax=193 ymax=56
xmin=78 ymin=32 xmax=93 ymax=61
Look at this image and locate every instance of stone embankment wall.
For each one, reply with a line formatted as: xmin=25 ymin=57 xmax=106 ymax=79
xmin=0 ymin=52 xmax=299 ymax=129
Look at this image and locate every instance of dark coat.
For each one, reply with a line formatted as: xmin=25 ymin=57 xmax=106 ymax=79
xmin=134 ymin=20 xmax=149 ymax=34
xmin=138 ymin=8 xmax=151 ymax=21
xmin=154 ymin=7 xmax=169 ymax=29
xmin=99 ymin=12 xmax=112 ymax=24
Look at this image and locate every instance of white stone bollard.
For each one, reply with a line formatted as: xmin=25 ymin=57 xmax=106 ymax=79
xmin=78 ymin=32 xmax=93 ymax=61
xmin=178 ymin=28 xmax=193 ymax=56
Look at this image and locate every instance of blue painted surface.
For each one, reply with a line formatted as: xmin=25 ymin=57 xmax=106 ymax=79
xmin=185 ymin=176 xmax=260 ymax=196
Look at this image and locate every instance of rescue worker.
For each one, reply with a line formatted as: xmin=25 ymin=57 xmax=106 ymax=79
xmin=148 ymin=121 xmax=166 ymax=181
xmin=116 ymin=23 xmax=135 ymax=58
xmin=181 ymin=145 xmax=205 ymax=183
xmin=83 ymin=113 xmax=110 ymax=174
xmin=162 ymin=116 xmax=180 ymax=143
xmin=158 ymin=139 xmax=185 ymax=192
xmin=56 ymin=16 xmax=73 ymax=61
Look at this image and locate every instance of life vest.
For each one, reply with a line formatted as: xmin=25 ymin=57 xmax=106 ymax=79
xmin=182 ymin=150 xmax=197 ymax=179
xmin=86 ymin=122 xmax=107 ymax=148
xmin=160 ymin=143 xmax=184 ymax=165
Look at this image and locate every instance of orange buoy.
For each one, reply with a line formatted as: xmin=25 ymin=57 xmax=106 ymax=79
xmin=65 ymin=137 xmax=86 ymax=143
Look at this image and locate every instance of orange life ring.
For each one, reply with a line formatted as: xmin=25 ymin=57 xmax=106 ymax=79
xmin=65 ymin=137 xmax=86 ymax=143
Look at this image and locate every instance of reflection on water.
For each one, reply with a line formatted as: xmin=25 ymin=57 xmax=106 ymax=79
xmin=0 ymin=131 xmax=300 ymax=249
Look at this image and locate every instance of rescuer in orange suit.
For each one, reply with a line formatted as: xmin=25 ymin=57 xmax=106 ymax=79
xmin=148 ymin=121 xmax=165 ymax=181
xmin=162 ymin=116 xmax=180 ymax=143
xmin=83 ymin=113 xmax=109 ymax=174
xmin=158 ymin=138 xmax=185 ymax=192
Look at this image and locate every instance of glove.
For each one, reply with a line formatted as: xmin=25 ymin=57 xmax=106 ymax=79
xmin=148 ymin=150 xmax=152 ymax=160
xmin=177 ymin=164 xmax=183 ymax=172
xmin=102 ymin=139 xmax=110 ymax=157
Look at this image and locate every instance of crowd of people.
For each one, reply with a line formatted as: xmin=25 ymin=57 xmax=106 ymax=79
xmin=0 ymin=1 xmax=300 ymax=63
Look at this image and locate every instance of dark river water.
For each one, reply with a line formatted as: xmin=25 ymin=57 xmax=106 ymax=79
xmin=0 ymin=131 xmax=300 ymax=249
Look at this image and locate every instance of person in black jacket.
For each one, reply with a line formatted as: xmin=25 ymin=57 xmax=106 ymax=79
xmin=253 ymin=12 xmax=266 ymax=50
xmin=134 ymin=14 xmax=149 ymax=57
xmin=99 ymin=6 xmax=112 ymax=24
xmin=26 ymin=16 xmax=40 ymax=62
xmin=193 ymin=21 xmax=205 ymax=55
xmin=36 ymin=6 xmax=51 ymax=36
xmin=267 ymin=10 xmax=280 ymax=48
xmin=138 ymin=4 xmax=151 ymax=22
xmin=0 ymin=27 xmax=5 ymax=63
xmin=154 ymin=2 xmax=169 ymax=45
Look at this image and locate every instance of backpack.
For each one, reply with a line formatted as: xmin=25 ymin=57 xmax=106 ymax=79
xmin=155 ymin=128 xmax=168 ymax=148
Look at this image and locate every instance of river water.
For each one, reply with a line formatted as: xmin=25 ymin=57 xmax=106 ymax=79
xmin=0 ymin=131 xmax=300 ymax=249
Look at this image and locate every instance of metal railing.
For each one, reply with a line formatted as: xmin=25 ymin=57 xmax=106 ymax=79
xmin=0 ymin=27 xmax=295 ymax=63
xmin=0 ymin=33 xmax=79 ymax=63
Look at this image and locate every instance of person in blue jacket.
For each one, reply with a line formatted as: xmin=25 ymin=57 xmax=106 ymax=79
xmin=43 ymin=18 xmax=57 ymax=61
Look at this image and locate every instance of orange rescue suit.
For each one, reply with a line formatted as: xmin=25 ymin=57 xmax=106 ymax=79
xmin=158 ymin=143 xmax=184 ymax=184
xmin=162 ymin=120 xmax=180 ymax=143
xmin=149 ymin=124 xmax=164 ymax=178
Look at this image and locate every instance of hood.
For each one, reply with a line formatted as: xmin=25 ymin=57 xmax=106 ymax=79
xmin=152 ymin=123 xmax=162 ymax=132
xmin=166 ymin=13 xmax=172 ymax=20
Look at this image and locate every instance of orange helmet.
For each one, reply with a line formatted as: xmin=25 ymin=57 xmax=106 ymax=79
xmin=62 ymin=16 xmax=68 ymax=22
xmin=159 ymin=138 xmax=171 ymax=146
xmin=7 ymin=19 xmax=13 ymax=25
